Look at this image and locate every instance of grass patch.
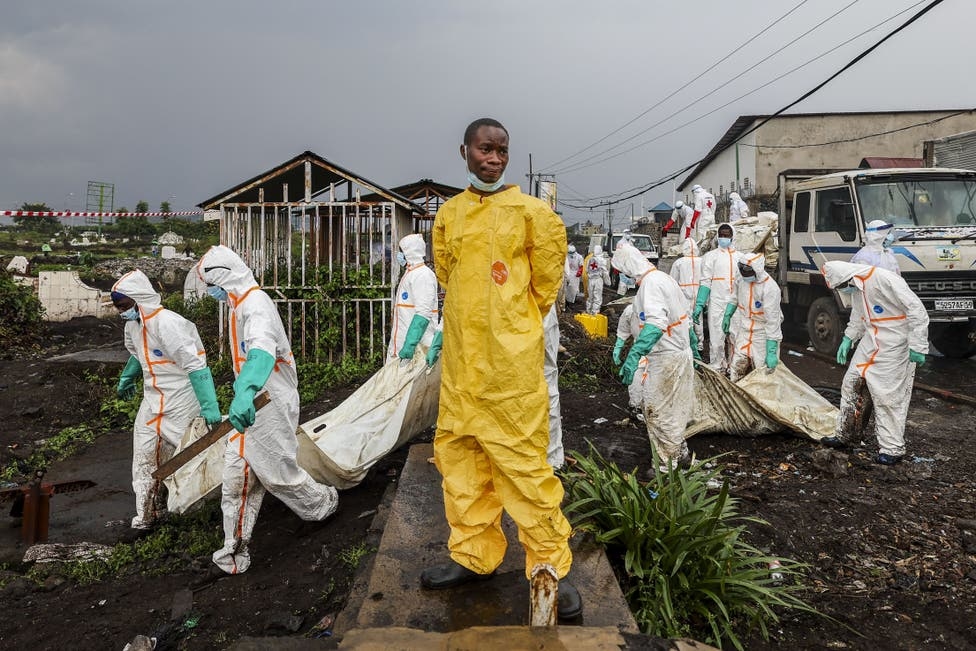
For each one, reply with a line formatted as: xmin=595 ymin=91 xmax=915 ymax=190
xmin=338 ymin=542 xmax=374 ymax=569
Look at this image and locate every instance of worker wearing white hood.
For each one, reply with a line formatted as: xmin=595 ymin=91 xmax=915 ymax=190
xmin=388 ymin=233 xmax=438 ymax=360
xmin=111 ymin=269 xmax=221 ymax=530
xmin=196 ymin=245 xmax=338 ymax=574
xmin=669 ymin=238 xmax=704 ymax=357
xmin=585 ymin=245 xmax=610 ymax=314
xmin=851 ymin=219 xmax=900 ymax=275
xmin=564 ymin=245 xmax=584 ymax=304
xmin=723 ymin=253 xmax=783 ymax=382
xmin=691 ymin=185 xmax=716 ymax=238
xmin=728 ymin=192 xmax=749 ymax=222
xmin=612 ymin=242 xmax=694 ymax=470
xmin=694 ymin=223 xmax=739 ymax=373
xmin=820 ymin=261 xmax=928 ymax=465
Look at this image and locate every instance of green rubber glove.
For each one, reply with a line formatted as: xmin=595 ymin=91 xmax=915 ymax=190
xmin=188 ymin=367 xmax=222 ymax=426
xmin=722 ymin=303 xmax=737 ymax=335
xmin=426 ymin=330 xmax=443 ymax=367
xmin=229 ymin=348 xmax=276 ymax=432
xmin=612 ymin=337 xmax=626 ymax=365
xmin=398 ymin=314 xmax=431 ymax=360
xmin=836 ymin=336 xmax=853 ymax=365
xmin=117 ymin=355 xmax=142 ymax=399
xmin=690 ymin=328 xmax=702 ymax=361
xmin=765 ymin=339 xmax=779 ymax=370
xmin=619 ymin=324 xmax=663 ymax=385
xmin=693 ymin=285 xmax=710 ymax=324
xmin=909 ymin=349 xmax=926 ymax=366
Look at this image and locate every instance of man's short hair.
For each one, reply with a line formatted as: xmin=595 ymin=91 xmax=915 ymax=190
xmin=464 ymin=118 xmax=508 ymax=146
xmin=718 ymin=224 xmax=733 ymax=236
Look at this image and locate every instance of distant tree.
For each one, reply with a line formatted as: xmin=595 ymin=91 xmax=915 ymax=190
xmin=117 ymin=207 xmax=129 ymax=215
xmin=13 ymin=202 xmax=59 ymax=233
xmin=136 ymin=200 xmax=149 ymax=214
xmin=160 ymin=201 xmax=171 ymax=213
xmin=113 ymin=214 xmax=155 ymax=239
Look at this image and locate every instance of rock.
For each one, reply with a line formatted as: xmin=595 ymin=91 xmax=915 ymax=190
xmin=263 ymin=611 xmax=304 ymax=634
xmin=121 ymin=634 xmax=156 ymax=651
xmin=809 ymin=448 xmax=850 ymax=477
xmin=41 ymin=575 xmax=65 ymax=592
xmin=955 ymin=518 xmax=976 ymax=532
xmin=170 ymin=588 xmax=193 ymax=622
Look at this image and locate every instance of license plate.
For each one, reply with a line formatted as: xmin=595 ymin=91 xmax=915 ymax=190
xmin=934 ymin=299 xmax=973 ymax=311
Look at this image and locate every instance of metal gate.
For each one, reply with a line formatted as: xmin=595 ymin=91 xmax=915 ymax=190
xmin=218 ymin=200 xmax=402 ymax=362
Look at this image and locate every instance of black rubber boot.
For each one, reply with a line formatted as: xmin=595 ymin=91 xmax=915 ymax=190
xmin=558 ymin=580 xmax=583 ymax=619
xmin=420 ymin=561 xmax=494 ymax=589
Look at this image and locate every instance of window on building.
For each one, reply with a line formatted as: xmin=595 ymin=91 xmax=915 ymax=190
xmin=793 ymin=192 xmax=810 ymax=232
xmin=814 ymin=187 xmax=856 ymax=241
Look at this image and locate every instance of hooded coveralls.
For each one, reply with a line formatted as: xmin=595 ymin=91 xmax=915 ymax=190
xmin=692 ymin=187 xmax=717 ymax=238
xmin=728 ymin=192 xmax=749 ymax=222
xmin=822 ymin=261 xmax=929 ymax=456
xmin=612 ymin=244 xmax=694 ymax=468
xmin=669 ymin=239 xmax=704 ymax=349
xmin=851 ymin=220 xmax=901 ymax=275
xmin=727 ymin=254 xmax=783 ymax=382
xmin=615 ymin=304 xmax=648 ymax=412
xmin=664 ymin=203 xmax=695 ymax=240
xmin=113 ymin=270 xmax=210 ymax=529
xmin=564 ymin=247 xmax=584 ymax=304
xmin=388 ymin=233 xmax=438 ymax=360
xmin=197 ymin=245 xmax=338 ymax=574
xmin=543 ymin=304 xmax=564 ymax=469
xmin=699 ymin=227 xmax=739 ymax=371
xmin=585 ymin=246 xmax=610 ymax=314
xmin=432 ymin=186 xmax=572 ymax=579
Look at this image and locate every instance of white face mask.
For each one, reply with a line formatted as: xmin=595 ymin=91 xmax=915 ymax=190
xmin=467 ymin=169 xmax=505 ymax=193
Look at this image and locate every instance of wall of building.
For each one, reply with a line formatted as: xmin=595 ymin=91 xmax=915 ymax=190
xmin=752 ymin=111 xmax=976 ymax=194
xmin=37 ymin=271 xmax=114 ymax=322
xmin=680 ymin=130 xmax=757 ymax=204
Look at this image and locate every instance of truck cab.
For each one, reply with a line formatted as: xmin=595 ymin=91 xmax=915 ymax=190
xmin=778 ymin=167 xmax=976 ymax=358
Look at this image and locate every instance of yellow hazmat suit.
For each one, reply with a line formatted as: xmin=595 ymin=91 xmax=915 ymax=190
xmin=432 ymin=186 xmax=572 ymax=579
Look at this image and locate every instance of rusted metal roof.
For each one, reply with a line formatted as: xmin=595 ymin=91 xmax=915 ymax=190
xmin=859 ymin=157 xmax=924 ymax=168
xmin=197 ymin=150 xmax=423 ymax=214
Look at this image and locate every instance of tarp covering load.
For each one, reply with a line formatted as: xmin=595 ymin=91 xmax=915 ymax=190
xmin=685 ymin=363 xmax=836 ymax=440
xmin=165 ymin=418 xmax=227 ymax=514
xmin=669 ymin=211 xmax=780 ymax=269
xmin=296 ymin=353 xmax=441 ymax=489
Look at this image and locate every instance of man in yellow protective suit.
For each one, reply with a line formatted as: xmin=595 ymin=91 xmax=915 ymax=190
xmin=423 ymin=118 xmax=581 ymax=620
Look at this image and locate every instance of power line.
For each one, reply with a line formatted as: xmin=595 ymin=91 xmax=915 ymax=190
xmin=552 ymin=0 xmax=923 ymax=180
xmin=537 ymin=0 xmax=814 ymax=174
xmin=562 ymin=0 xmax=947 ymax=209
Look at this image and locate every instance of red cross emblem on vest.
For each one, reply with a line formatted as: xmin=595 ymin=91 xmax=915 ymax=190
xmin=706 ymin=199 xmax=713 ymax=209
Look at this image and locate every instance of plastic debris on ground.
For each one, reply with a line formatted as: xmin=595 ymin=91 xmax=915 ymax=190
xmin=593 ymin=417 xmax=608 ymax=424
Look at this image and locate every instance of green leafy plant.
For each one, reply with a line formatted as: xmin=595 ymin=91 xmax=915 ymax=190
xmin=338 ymin=542 xmax=374 ymax=569
xmin=0 ymin=272 xmax=45 ymax=350
xmin=563 ymin=443 xmax=828 ymax=649
xmin=296 ymin=356 xmax=381 ymax=405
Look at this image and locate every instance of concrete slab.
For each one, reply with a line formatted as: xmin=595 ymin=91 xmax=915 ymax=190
xmin=351 ymin=443 xmax=639 ymax=634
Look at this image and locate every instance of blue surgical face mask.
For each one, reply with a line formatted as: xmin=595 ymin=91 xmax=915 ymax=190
xmin=207 ymin=286 xmax=228 ymax=302
xmin=120 ymin=306 xmax=139 ymax=321
xmin=742 ymin=275 xmax=757 ymax=283
xmin=883 ymin=233 xmax=896 ymax=249
xmin=396 ymin=251 xmax=407 ymax=267
xmin=467 ymin=169 xmax=506 ymax=193
xmin=838 ymin=286 xmax=856 ymax=295
xmin=717 ymin=237 xmax=732 ymax=248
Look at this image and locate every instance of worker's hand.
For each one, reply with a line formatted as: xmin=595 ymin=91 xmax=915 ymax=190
xmin=201 ymin=404 xmax=222 ymax=427
xmin=425 ymin=331 xmax=443 ymax=368
xmin=909 ymin=349 xmax=926 ymax=366
xmin=765 ymin=340 xmax=779 ymax=371
xmin=721 ymin=312 xmax=733 ymax=335
xmin=576 ymin=266 xmax=583 ymax=278
xmin=612 ymin=338 xmax=625 ymax=366
xmin=619 ymin=353 xmax=640 ymax=386
xmin=689 ymin=329 xmax=702 ymax=361
xmin=397 ymin=342 xmax=418 ymax=360
xmin=836 ymin=336 xmax=853 ymax=365
xmin=692 ymin=305 xmax=703 ymax=324
xmin=117 ymin=377 xmax=137 ymax=400
xmin=229 ymin=390 xmax=257 ymax=432
xmin=661 ymin=226 xmax=670 ymax=237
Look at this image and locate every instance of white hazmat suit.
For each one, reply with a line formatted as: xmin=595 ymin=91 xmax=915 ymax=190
xmin=669 ymin=238 xmax=704 ymax=351
xmin=726 ymin=254 xmax=783 ymax=382
xmin=197 ymin=245 xmax=338 ymax=574
xmin=612 ymin=243 xmax=694 ymax=469
xmin=112 ymin=270 xmax=218 ymax=530
xmin=822 ymin=261 xmax=929 ymax=459
xmin=388 ymin=233 xmax=438 ymax=360
xmin=614 ymin=304 xmax=647 ymax=414
xmin=585 ymin=245 xmax=610 ymax=314
xmin=728 ymin=192 xmax=749 ymax=222
xmin=564 ymin=245 xmax=584 ymax=304
xmin=543 ymin=305 xmax=563 ymax=468
xmin=850 ymin=219 xmax=901 ymax=275
xmin=695 ymin=225 xmax=740 ymax=372
xmin=692 ymin=185 xmax=716 ymax=238
xmin=663 ymin=201 xmax=695 ymax=239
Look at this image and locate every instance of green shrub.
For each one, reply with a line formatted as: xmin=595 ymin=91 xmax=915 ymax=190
xmin=0 ymin=273 xmax=45 ymax=345
xmin=563 ymin=444 xmax=828 ymax=649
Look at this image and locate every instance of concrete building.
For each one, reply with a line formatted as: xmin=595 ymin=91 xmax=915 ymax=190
xmin=677 ymin=109 xmax=976 ymax=211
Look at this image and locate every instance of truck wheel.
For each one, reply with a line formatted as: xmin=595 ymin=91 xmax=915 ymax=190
xmin=806 ymin=297 xmax=844 ymax=355
xmin=931 ymin=322 xmax=976 ymax=359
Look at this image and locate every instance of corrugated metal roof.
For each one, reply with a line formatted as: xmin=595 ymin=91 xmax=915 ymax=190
xmin=649 ymin=201 xmax=672 ymax=211
xmin=197 ymin=151 xmax=423 ymax=214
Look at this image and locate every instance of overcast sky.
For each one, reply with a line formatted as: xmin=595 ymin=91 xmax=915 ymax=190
xmin=1 ymin=0 xmax=971 ymax=225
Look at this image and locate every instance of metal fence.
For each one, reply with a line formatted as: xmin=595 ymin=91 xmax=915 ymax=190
xmin=218 ymin=200 xmax=404 ymax=362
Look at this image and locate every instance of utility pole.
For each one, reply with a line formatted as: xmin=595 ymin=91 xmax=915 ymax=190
xmin=527 ymin=153 xmax=536 ymax=197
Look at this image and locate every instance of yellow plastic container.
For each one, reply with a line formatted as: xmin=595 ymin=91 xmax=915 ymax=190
xmin=574 ymin=313 xmax=608 ymax=339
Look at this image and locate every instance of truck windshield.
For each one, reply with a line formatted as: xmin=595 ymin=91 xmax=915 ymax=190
xmin=856 ymin=178 xmax=976 ymax=228
xmin=610 ymin=234 xmax=655 ymax=253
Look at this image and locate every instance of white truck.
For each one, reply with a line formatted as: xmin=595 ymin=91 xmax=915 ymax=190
xmin=777 ymin=167 xmax=976 ymax=358
xmin=587 ymin=231 xmax=659 ymax=289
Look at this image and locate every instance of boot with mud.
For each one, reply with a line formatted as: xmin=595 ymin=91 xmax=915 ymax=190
xmin=420 ymin=560 xmax=495 ymax=589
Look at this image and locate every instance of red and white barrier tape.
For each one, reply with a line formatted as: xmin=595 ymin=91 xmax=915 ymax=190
xmin=1 ymin=210 xmax=201 ymax=218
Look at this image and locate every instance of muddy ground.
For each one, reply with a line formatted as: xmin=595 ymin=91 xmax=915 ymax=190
xmin=0 ymin=301 xmax=974 ymax=650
